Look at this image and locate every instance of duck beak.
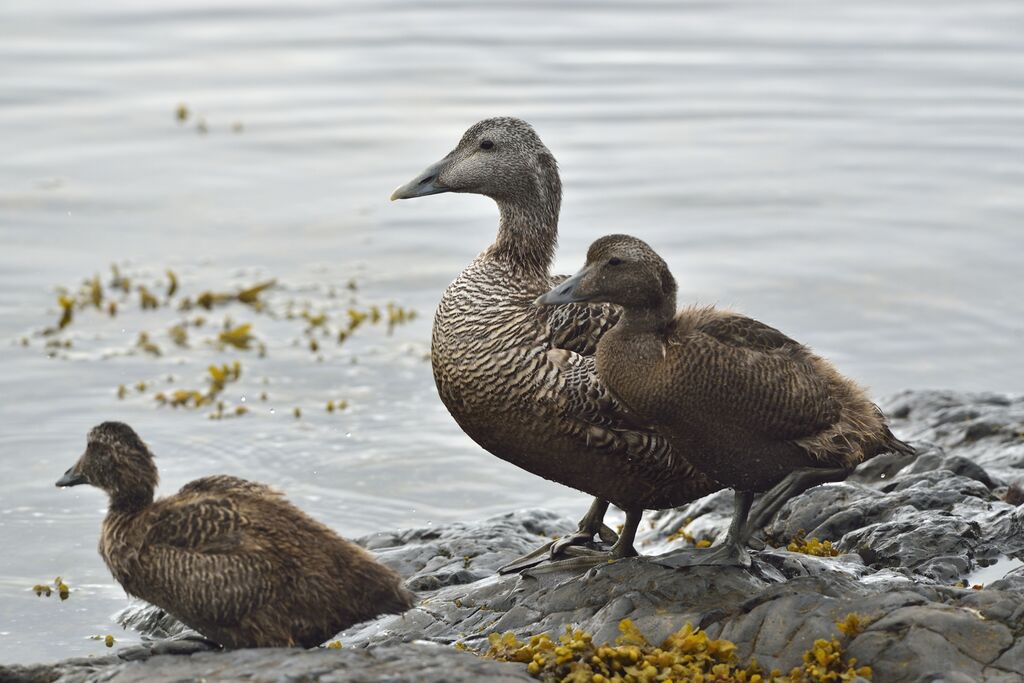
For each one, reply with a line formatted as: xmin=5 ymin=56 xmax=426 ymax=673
xmin=56 ymin=466 xmax=87 ymax=488
xmin=390 ymin=157 xmax=451 ymax=201
xmin=536 ymin=268 xmax=588 ymax=306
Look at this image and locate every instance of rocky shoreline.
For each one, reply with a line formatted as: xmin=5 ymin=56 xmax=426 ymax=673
xmin=3 ymin=390 xmax=1023 ymax=683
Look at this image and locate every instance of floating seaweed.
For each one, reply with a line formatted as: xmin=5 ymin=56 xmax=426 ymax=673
xmin=89 ymin=634 xmax=116 ymax=647
xmin=168 ymin=323 xmax=189 ymax=347
xmin=207 ymin=400 xmax=250 ymax=420
xmin=87 ymin=276 xmax=103 ymax=308
xmin=57 ymin=294 xmax=74 ymax=330
xmin=326 ymin=640 xmax=342 ymax=649
xmin=385 ymin=302 xmax=417 ymax=333
xmin=184 ymin=280 xmax=276 ymax=312
xmin=218 ymin=323 xmax=255 ymax=350
xmin=175 ymin=103 xmax=189 ymax=122
xmin=110 ymin=264 xmax=131 ymax=294
xmin=166 ymin=269 xmax=179 ymax=298
xmin=347 ymin=309 xmax=369 ymax=331
xmin=138 ymin=285 xmax=160 ymax=310
xmin=136 ymin=332 xmax=162 ymax=357
xmin=154 ymin=362 xmax=242 ymax=410
xmin=33 ymin=577 xmax=69 ymax=600
xmin=303 ymin=311 xmax=328 ymax=329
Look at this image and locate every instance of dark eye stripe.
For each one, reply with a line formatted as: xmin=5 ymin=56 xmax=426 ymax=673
xmin=608 ymin=257 xmax=622 ymax=266
xmin=480 ymin=140 xmax=494 ymax=150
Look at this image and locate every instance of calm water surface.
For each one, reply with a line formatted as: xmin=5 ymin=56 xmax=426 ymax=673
xmin=2 ymin=0 xmax=1023 ymax=664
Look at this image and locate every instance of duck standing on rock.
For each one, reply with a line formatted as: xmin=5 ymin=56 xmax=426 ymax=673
xmin=391 ymin=118 xmax=721 ymax=571
xmin=537 ymin=234 xmax=915 ymax=566
xmin=56 ymin=422 xmax=414 ymax=648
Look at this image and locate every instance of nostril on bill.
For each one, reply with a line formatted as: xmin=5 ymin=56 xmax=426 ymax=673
xmin=420 ymin=175 xmax=435 ymax=185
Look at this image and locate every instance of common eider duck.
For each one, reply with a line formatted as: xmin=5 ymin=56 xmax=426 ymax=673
xmin=537 ymin=235 xmax=914 ymax=566
xmin=56 ymin=422 xmax=414 ymax=648
xmin=391 ymin=118 xmax=721 ymax=571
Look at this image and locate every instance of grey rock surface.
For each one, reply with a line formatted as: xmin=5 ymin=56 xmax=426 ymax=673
xmin=0 ymin=643 xmax=534 ymax=683
xmin=4 ymin=390 xmax=1023 ymax=683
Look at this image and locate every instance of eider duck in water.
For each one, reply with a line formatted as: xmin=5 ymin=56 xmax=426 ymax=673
xmin=391 ymin=118 xmax=721 ymax=571
xmin=56 ymin=422 xmax=414 ymax=648
xmin=537 ymin=235 xmax=914 ymax=566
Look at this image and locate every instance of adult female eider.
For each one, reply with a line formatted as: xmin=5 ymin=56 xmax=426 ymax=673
xmin=391 ymin=118 xmax=721 ymax=571
xmin=56 ymin=422 xmax=414 ymax=648
xmin=537 ymin=235 xmax=914 ymax=566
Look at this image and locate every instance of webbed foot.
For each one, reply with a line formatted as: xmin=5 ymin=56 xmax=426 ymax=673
xmin=498 ymin=498 xmax=617 ymax=574
xmin=150 ymin=632 xmax=221 ymax=655
xmin=511 ymin=508 xmax=643 ymax=576
xmin=653 ymin=541 xmax=752 ymax=569
xmin=654 ymin=490 xmax=755 ymax=569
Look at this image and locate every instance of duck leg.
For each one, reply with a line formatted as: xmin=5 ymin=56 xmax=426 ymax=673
xmin=654 ymin=490 xmax=756 ymax=569
xmin=522 ymin=508 xmax=643 ymax=575
xmin=498 ymin=498 xmax=617 ymax=574
xmin=743 ymin=466 xmax=850 ymax=537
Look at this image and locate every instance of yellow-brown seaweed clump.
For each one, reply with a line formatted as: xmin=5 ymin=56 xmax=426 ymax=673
xmin=666 ymin=525 xmax=712 ymax=548
xmin=33 ymin=576 xmax=70 ymax=600
xmin=786 ymin=531 xmax=840 ymax=558
xmin=484 ymin=619 xmax=871 ymax=683
xmin=835 ymin=613 xmax=866 ymax=639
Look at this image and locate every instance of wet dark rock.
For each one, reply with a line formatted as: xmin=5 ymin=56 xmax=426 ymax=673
xmin=0 ymin=643 xmax=534 ymax=683
xmin=9 ymin=390 xmax=1024 ymax=683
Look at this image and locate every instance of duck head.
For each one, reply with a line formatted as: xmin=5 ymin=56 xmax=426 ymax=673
xmin=390 ymin=117 xmax=558 ymax=205
xmin=57 ymin=422 xmax=158 ymax=508
xmin=537 ymin=234 xmax=678 ymax=323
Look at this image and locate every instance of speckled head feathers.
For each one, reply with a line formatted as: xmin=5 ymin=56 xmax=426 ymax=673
xmin=88 ymin=421 xmax=151 ymax=454
xmin=393 ymin=116 xmax=559 ymax=205
xmin=57 ymin=422 xmax=158 ymax=506
xmin=553 ymin=234 xmax=677 ymax=317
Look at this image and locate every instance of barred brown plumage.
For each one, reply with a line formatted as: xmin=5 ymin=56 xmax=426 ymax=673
xmin=537 ymin=234 xmax=915 ymax=567
xmin=392 ymin=118 xmax=721 ymax=569
xmin=56 ymin=422 xmax=414 ymax=648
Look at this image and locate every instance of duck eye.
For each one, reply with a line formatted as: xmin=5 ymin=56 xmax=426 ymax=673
xmin=480 ymin=140 xmax=494 ymax=150
xmin=608 ymin=257 xmax=623 ymax=266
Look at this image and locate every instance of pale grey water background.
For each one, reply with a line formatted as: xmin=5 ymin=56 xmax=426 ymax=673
xmin=2 ymin=0 xmax=1023 ymax=664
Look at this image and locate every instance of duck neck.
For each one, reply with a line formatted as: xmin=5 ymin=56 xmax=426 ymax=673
xmin=486 ymin=154 xmax=561 ymax=280
xmin=616 ymin=300 xmax=676 ymax=337
xmin=107 ymin=488 xmax=154 ymax=515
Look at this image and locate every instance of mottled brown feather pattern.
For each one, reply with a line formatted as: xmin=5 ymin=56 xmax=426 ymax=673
xmin=570 ymin=236 xmax=914 ymax=493
xmin=63 ymin=424 xmax=414 ymax=649
xmin=426 ymin=119 xmax=718 ymax=510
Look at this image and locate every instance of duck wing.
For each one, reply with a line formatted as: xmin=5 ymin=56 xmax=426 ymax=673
xmin=540 ymin=345 xmax=712 ymax=488
xmin=178 ymin=475 xmax=281 ymax=498
xmin=681 ymin=311 xmax=842 ymax=441
xmin=136 ymin=494 xmax=280 ymax=625
xmin=693 ymin=309 xmax=803 ymax=352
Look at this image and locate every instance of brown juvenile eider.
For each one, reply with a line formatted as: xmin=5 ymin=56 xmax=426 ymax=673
xmin=56 ymin=422 xmax=414 ymax=648
xmin=391 ymin=118 xmax=721 ymax=571
xmin=537 ymin=234 xmax=914 ymax=566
